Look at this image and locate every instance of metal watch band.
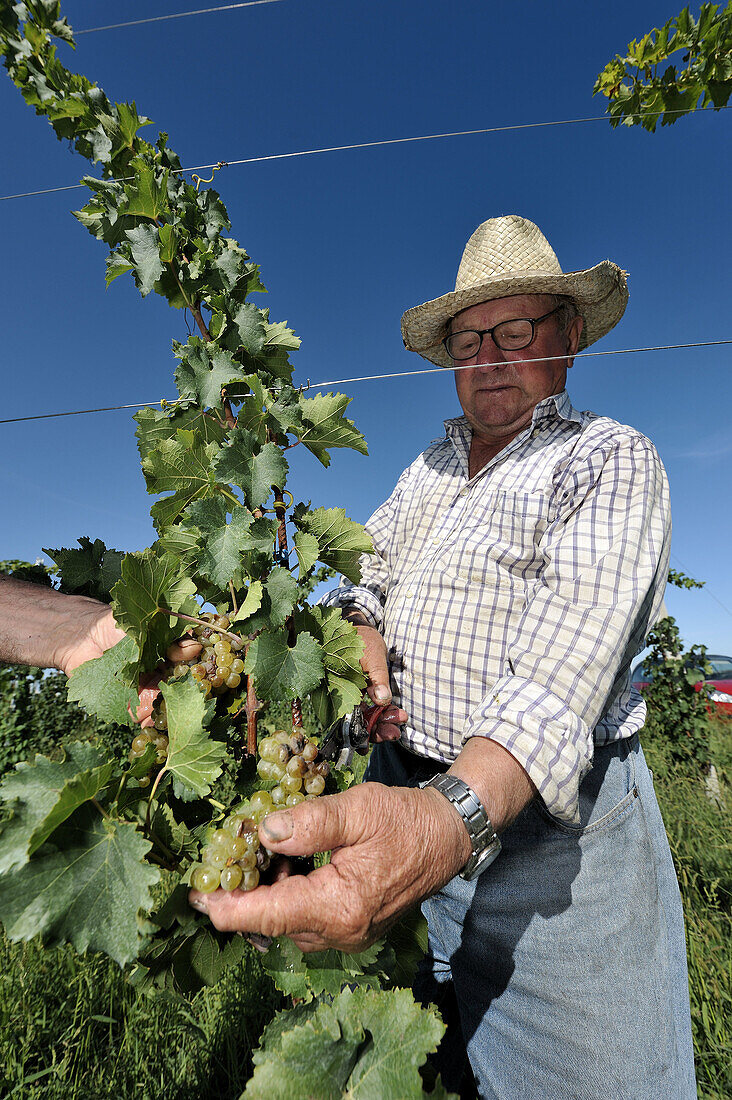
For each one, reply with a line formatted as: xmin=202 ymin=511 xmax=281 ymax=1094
xmin=420 ymin=773 xmax=502 ymax=880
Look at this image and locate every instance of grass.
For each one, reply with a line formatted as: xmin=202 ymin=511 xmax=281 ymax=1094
xmin=641 ymin=712 xmax=732 ymax=1099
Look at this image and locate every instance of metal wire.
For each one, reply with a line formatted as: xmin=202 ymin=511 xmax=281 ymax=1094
xmin=1 ymin=105 xmax=728 ymax=203
xmin=1 ymin=339 xmax=730 ymax=425
xmin=75 ymin=1 xmax=287 ymax=36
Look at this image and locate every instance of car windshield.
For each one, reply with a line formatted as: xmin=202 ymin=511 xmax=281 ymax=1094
xmin=706 ymin=656 xmax=732 ymax=681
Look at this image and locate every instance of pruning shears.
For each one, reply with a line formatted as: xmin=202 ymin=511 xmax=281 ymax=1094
xmin=319 ymin=703 xmax=402 ymax=769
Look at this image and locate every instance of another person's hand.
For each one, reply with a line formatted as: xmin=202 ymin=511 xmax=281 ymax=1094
xmin=135 ymin=636 xmax=203 ymax=727
xmin=188 ymin=781 xmax=471 ymax=952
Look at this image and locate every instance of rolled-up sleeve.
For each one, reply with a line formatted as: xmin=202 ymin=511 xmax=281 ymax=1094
xmin=318 ymin=482 xmax=403 ymax=630
xmin=462 ymin=435 xmax=671 ymax=824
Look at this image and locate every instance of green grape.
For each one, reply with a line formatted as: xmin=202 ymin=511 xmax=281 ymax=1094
xmin=229 ymin=836 xmax=250 ymax=860
xmin=286 ymin=755 xmax=307 ymax=778
xmin=220 ymin=864 xmax=243 ymax=891
xmin=305 ymin=774 xmax=326 ymax=796
xmin=230 ymin=658 xmax=244 ymax=675
xmin=240 ymin=869 xmax=260 ymax=892
xmin=237 ymin=849 xmax=257 ymax=871
xmin=250 ymin=790 xmax=274 ymax=815
xmin=301 ymin=740 xmax=318 ymax=763
xmin=281 ymin=773 xmax=302 ymax=795
xmin=257 ymin=759 xmax=276 ymax=781
xmin=192 ymin=865 xmax=221 ymax=892
xmin=271 ymin=785 xmax=286 ymax=806
xmin=131 ymin=733 xmax=150 ymax=754
xmin=286 ymin=792 xmax=305 ymax=807
xmin=225 ymin=672 xmax=241 ymax=689
xmin=201 ymin=845 xmax=228 ymax=869
xmin=259 ymin=737 xmax=279 ymax=762
xmin=210 ymin=829 xmax=231 ymax=847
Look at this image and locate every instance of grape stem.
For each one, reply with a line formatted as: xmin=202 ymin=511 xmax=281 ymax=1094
xmin=228 ymin=580 xmax=239 ymax=615
xmin=91 ymin=797 xmax=110 ymax=820
xmin=145 ymin=764 xmax=169 ymax=833
xmin=155 ymin=607 xmax=243 ymax=646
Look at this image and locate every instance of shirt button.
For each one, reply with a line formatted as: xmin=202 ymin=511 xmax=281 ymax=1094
xmin=405 ymin=591 xmax=414 ymax=599
xmin=432 ymin=538 xmax=440 ymax=545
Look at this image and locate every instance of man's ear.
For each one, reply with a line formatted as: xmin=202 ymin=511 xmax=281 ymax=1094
xmin=565 ymin=314 xmax=584 ymax=367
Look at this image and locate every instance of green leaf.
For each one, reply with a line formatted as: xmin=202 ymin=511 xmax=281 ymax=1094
xmin=262 ymin=936 xmax=386 ymax=1001
xmin=0 ymin=806 xmax=159 ymax=968
xmin=293 ymin=530 xmax=319 ymax=576
xmin=111 ymin=549 xmax=198 ymax=670
xmin=245 ymin=988 xmax=448 ymax=1100
xmin=244 ymin=629 xmax=324 ymax=700
xmin=124 ymin=161 xmax=169 ymax=221
xmin=174 ymin=337 xmax=252 ymax=409
xmin=66 ymin=635 xmax=140 ymax=726
xmin=44 ymin=536 xmax=125 ymax=602
xmin=142 ymin=432 xmax=223 ymax=529
xmin=180 ymin=496 xmax=256 ymax=590
xmin=298 ymin=392 xmax=368 ymax=467
xmin=293 ymin=507 xmax=373 ymax=584
xmin=134 ymin=922 xmax=248 ymax=994
xmin=233 ymin=580 xmax=264 ymax=622
xmin=105 ymin=252 xmax=134 ymax=285
xmin=232 ymin=302 xmax=266 ymax=354
xmin=158 ymin=222 xmax=176 ymax=263
xmin=213 ymin=428 xmax=288 ymax=509
xmin=134 ymin=405 xmax=227 ymax=461
xmin=238 ymin=567 xmax=299 ymax=634
xmin=160 ymin=678 xmax=228 ymax=797
xmin=0 ymin=742 xmax=115 ymax=875
xmin=125 ymin=223 xmax=163 ymax=295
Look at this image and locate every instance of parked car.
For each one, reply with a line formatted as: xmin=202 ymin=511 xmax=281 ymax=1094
xmin=631 ymin=653 xmax=732 ymax=716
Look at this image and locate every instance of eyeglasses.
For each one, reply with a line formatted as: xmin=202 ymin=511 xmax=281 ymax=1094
xmin=443 ymin=305 xmax=563 ymax=362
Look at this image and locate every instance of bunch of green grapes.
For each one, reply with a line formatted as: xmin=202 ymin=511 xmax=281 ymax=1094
xmin=189 ymin=728 xmax=330 ymax=894
xmin=130 ymin=610 xmax=243 ymax=764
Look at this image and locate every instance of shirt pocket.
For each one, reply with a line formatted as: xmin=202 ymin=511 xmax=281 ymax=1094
xmin=442 ymin=489 xmax=549 ymax=587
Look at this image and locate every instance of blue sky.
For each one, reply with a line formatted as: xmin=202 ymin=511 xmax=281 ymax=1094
xmin=1 ymin=0 xmax=731 ymax=656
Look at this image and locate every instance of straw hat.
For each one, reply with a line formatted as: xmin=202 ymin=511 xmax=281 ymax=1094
xmin=400 ymin=215 xmax=629 ymax=368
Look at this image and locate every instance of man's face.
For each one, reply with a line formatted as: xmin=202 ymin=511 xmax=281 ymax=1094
xmin=451 ymin=293 xmax=583 ymax=446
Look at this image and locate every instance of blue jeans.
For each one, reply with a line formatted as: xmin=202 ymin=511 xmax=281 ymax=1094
xmin=366 ymin=735 xmax=696 ymax=1099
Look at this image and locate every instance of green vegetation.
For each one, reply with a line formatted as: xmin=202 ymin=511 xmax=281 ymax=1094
xmin=594 ymin=2 xmax=732 ymax=129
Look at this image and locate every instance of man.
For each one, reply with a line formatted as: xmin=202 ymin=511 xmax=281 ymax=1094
xmin=190 ymin=216 xmax=696 ymax=1098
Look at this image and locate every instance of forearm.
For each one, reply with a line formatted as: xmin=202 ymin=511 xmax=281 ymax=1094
xmin=0 ymin=575 xmax=112 ymax=670
xmin=448 ymin=735 xmax=536 ymax=835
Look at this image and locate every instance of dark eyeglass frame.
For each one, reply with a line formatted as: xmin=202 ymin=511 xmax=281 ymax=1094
xmin=443 ymin=305 xmax=563 ymax=361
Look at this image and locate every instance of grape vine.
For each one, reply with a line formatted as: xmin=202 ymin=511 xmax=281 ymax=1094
xmin=0 ymin=5 xmax=456 ymax=1093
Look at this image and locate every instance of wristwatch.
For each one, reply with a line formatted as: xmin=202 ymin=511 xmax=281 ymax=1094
xmin=420 ymin=773 xmax=502 ymax=880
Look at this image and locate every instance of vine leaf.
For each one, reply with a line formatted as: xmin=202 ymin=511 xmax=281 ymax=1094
xmin=244 ymin=629 xmax=324 ymax=700
xmin=125 ymin=223 xmax=163 ymax=295
xmin=293 ymin=530 xmax=319 ymax=577
xmin=111 ymin=549 xmax=198 ymax=670
xmin=44 ymin=536 xmax=125 ymax=602
xmin=67 ymin=635 xmax=140 ymax=726
xmin=213 ymin=428 xmax=288 ymax=509
xmin=233 ymin=580 xmax=264 ymax=622
xmin=0 ymin=805 xmax=159 ymax=968
xmin=298 ymin=392 xmax=368 ymax=467
xmin=160 ymin=678 xmax=228 ymax=796
xmin=124 ymin=160 xmax=169 ymax=220
xmin=245 ymin=988 xmax=449 ymax=1099
xmin=142 ymin=431 xmax=223 ymax=529
xmin=0 ymin=742 xmax=115 ymax=875
xmin=261 ymin=936 xmax=385 ymax=1001
xmin=134 ymin=406 xmax=227 ymax=461
xmin=174 ymin=336 xmax=253 ymax=410
xmin=238 ymin=568 xmax=299 ymax=634
xmin=293 ymin=506 xmax=373 ymax=584
xmin=181 ymin=497 xmax=256 ymax=590
xmin=293 ymin=606 xmax=365 ymax=726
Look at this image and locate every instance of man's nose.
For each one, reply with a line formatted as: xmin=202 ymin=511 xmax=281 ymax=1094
xmin=473 ymin=337 xmax=506 ymax=368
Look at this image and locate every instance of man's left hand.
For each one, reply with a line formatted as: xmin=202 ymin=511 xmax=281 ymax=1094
xmin=188 ymin=781 xmax=471 ymax=952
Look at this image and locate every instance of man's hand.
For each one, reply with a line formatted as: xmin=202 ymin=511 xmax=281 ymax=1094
xmin=343 ymin=612 xmax=407 ymax=740
xmin=135 ymin=636 xmax=202 ymax=727
xmin=189 ymin=782 xmax=471 ymax=952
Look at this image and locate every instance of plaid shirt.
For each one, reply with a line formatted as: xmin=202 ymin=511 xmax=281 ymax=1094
xmin=321 ymin=390 xmax=671 ymax=824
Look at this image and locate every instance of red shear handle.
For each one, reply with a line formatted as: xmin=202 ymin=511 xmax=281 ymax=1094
xmin=361 ymin=702 xmax=405 ymax=742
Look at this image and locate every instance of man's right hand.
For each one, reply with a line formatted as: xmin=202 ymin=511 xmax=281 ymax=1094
xmin=342 ymin=611 xmax=407 ymax=741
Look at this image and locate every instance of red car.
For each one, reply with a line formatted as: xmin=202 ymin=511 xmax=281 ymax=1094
xmin=631 ymin=653 xmax=732 ymax=716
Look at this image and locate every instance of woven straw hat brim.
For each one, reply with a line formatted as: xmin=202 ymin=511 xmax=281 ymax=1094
xmin=401 ymin=259 xmax=629 ymax=369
